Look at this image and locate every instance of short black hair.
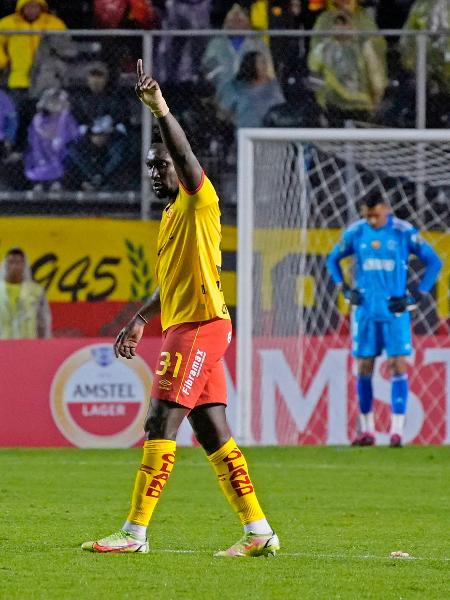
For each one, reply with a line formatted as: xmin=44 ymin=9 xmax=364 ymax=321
xmin=361 ymin=195 xmax=387 ymax=209
xmin=6 ymin=247 xmax=25 ymax=258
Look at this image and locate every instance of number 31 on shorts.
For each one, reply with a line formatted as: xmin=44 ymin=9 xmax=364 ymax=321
xmin=155 ymin=351 xmax=183 ymax=378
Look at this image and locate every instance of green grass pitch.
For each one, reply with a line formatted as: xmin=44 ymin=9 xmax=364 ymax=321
xmin=0 ymin=446 xmax=448 ymax=599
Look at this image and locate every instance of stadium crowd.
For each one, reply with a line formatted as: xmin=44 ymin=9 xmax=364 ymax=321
xmin=0 ymin=0 xmax=448 ymax=195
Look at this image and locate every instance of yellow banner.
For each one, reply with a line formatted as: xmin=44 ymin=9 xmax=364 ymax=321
xmin=0 ymin=219 xmax=447 ymax=316
xmin=0 ymin=217 xmax=237 ymax=304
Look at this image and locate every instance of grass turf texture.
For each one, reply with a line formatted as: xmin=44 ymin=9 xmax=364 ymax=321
xmin=0 ymin=447 xmax=448 ymax=600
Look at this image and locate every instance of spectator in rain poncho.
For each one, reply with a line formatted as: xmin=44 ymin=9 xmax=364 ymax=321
xmin=64 ymin=115 xmax=128 ymax=191
xmin=308 ymin=11 xmax=387 ymax=123
xmin=201 ymin=4 xmax=272 ymax=92
xmin=24 ymin=87 xmax=79 ymax=190
xmin=400 ymin=0 xmax=450 ymax=95
xmin=0 ymin=0 xmax=67 ymax=91
xmin=0 ymin=88 xmax=18 ymax=153
xmin=0 ymin=247 xmax=51 ymax=339
xmin=217 ymin=50 xmax=284 ymax=128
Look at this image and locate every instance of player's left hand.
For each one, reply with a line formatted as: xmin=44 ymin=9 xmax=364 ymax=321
xmin=114 ymin=317 xmax=145 ymax=360
xmin=135 ymin=59 xmax=169 ymax=117
xmin=388 ymin=291 xmax=422 ymax=314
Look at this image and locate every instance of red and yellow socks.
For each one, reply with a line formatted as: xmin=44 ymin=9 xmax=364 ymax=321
xmin=126 ymin=439 xmax=176 ymax=527
xmin=207 ymin=437 xmax=267 ymax=527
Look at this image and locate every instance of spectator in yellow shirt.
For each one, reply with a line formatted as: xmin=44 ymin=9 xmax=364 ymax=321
xmin=0 ymin=0 xmax=67 ymax=91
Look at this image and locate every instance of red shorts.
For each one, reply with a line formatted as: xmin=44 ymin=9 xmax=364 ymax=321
xmin=150 ymin=318 xmax=232 ymax=410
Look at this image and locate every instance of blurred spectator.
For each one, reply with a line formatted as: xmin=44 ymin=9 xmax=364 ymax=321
xmin=0 ymin=87 xmax=24 ymax=189
xmin=310 ymin=0 xmax=383 ymax=55
xmin=308 ymin=11 xmax=387 ymax=124
xmin=0 ymin=247 xmax=52 ymax=339
xmin=0 ymin=0 xmax=67 ymax=91
xmin=217 ymin=50 xmax=284 ymax=128
xmin=156 ymin=0 xmax=210 ymax=83
xmin=30 ymin=34 xmax=78 ymax=99
xmin=210 ymin=1 xmax=252 ymax=27
xmin=0 ymin=87 xmax=18 ymax=152
xmin=64 ymin=115 xmax=128 ymax=191
xmin=202 ymin=4 xmax=272 ymax=92
xmin=71 ymin=62 xmax=129 ymax=132
xmin=400 ymin=0 xmax=450 ymax=96
xmin=250 ymin=0 xmax=308 ymax=80
xmin=93 ymin=0 xmax=159 ymax=28
xmin=24 ymin=88 xmax=78 ymax=191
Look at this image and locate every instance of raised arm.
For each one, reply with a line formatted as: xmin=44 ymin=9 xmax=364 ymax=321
xmin=135 ymin=59 xmax=203 ymax=192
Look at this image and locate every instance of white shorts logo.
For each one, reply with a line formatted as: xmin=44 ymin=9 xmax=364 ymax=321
xmin=182 ymin=349 xmax=206 ymax=396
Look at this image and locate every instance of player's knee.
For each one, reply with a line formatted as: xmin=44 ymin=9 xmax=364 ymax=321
xmin=388 ymin=357 xmax=408 ymax=376
xmin=357 ymin=359 xmax=375 ymax=377
xmin=188 ymin=405 xmax=231 ymax=454
xmin=143 ymin=399 xmax=185 ymax=441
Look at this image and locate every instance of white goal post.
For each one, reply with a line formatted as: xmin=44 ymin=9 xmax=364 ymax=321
xmin=237 ymin=128 xmax=450 ymax=446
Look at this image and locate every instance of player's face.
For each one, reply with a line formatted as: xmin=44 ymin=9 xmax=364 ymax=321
xmin=146 ymin=146 xmax=179 ymax=199
xmin=5 ymin=253 xmax=25 ymax=283
xmin=364 ymin=203 xmax=389 ymax=229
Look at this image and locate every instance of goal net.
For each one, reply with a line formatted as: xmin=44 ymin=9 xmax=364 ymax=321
xmin=236 ymin=129 xmax=450 ymax=446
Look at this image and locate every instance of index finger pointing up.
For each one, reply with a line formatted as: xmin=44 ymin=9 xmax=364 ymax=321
xmin=137 ymin=59 xmax=144 ymax=78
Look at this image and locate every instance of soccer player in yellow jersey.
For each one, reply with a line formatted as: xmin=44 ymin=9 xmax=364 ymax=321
xmin=82 ymin=60 xmax=280 ymax=557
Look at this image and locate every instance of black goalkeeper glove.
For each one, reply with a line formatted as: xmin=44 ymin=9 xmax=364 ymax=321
xmin=388 ymin=290 xmax=423 ymax=314
xmin=342 ymin=283 xmax=363 ymax=306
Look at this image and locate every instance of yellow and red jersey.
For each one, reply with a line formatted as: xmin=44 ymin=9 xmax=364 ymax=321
xmin=155 ymin=172 xmax=230 ymax=331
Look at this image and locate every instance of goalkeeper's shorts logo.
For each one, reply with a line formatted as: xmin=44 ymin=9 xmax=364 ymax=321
xmin=50 ymin=344 xmax=152 ymax=448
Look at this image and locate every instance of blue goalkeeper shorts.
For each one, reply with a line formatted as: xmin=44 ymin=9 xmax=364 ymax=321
xmin=351 ymin=310 xmax=412 ymax=358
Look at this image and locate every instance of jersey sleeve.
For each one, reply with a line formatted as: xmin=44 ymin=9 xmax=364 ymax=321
xmin=326 ymin=228 xmax=356 ymax=285
xmin=408 ymin=230 xmax=443 ymax=293
xmin=179 ymin=172 xmax=219 ymax=210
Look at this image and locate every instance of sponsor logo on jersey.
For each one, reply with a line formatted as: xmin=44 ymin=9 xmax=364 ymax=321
xmin=387 ymin=239 xmax=397 ymax=250
xmin=363 ymin=258 xmax=395 ymax=272
xmin=50 ymin=344 xmax=152 ymax=448
xmin=371 ymin=240 xmax=381 ymax=249
xmin=182 ymin=349 xmax=206 ymax=396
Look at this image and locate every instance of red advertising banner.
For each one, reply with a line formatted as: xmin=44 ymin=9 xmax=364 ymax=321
xmin=0 ymin=336 xmax=448 ymax=447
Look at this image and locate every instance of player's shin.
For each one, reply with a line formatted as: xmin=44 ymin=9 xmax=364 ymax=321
xmin=207 ymin=437 xmax=271 ymax=534
xmin=357 ymin=375 xmax=374 ymax=433
xmin=124 ymin=439 xmax=176 ymax=537
xmin=391 ymin=375 xmax=408 ymax=436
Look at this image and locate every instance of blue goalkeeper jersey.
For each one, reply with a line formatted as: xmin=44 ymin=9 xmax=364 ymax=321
xmin=327 ymin=215 xmax=442 ymax=320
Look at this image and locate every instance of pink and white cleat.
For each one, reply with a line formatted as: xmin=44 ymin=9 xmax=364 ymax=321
xmin=214 ymin=531 xmax=280 ymax=557
xmin=81 ymin=530 xmax=149 ymax=553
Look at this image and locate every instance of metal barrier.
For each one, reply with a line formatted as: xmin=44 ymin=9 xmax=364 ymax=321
xmin=0 ymin=28 xmax=448 ymax=219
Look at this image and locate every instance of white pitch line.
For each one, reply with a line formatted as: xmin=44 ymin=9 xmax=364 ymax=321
xmin=154 ymin=549 xmax=449 ymax=562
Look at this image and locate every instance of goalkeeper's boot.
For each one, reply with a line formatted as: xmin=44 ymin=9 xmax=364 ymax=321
xmin=214 ymin=531 xmax=280 ymax=557
xmin=81 ymin=529 xmax=149 ymax=553
xmin=351 ymin=432 xmax=375 ymax=446
xmin=389 ymin=433 xmax=403 ymax=448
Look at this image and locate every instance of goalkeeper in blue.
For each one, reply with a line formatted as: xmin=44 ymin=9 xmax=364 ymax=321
xmin=327 ymin=195 xmax=442 ymax=447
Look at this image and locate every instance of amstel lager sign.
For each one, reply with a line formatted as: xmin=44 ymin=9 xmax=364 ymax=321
xmin=50 ymin=344 xmax=152 ymax=447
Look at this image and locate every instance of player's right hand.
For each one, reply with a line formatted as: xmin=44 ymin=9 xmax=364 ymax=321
xmin=342 ymin=284 xmax=363 ymax=306
xmin=114 ymin=317 xmax=145 ymax=360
